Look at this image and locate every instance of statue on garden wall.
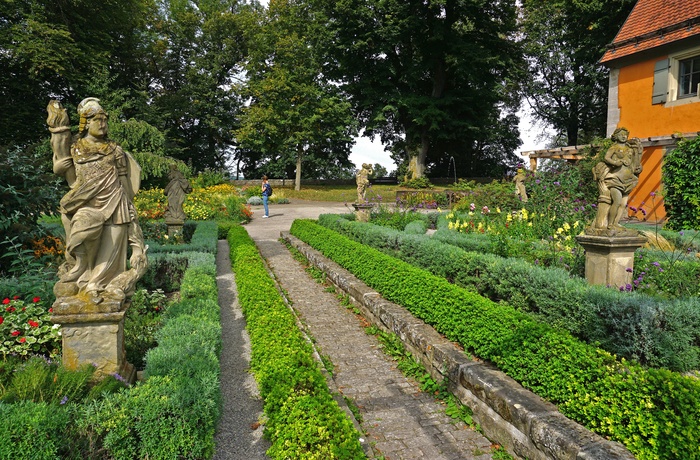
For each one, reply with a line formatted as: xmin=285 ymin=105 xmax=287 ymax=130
xmin=586 ymin=127 xmax=643 ymax=237
xmin=47 ymin=98 xmax=148 ymax=306
xmin=356 ymin=163 xmax=373 ymax=203
xmin=514 ymin=168 xmax=528 ymax=202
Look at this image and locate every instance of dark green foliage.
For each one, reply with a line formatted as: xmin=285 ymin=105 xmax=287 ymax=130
xmin=291 ymin=219 xmax=700 ymax=459
xmin=124 ymin=289 xmax=169 ymax=370
xmin=663 ymin=136 xmax=700 ymax=230
xmin=0 ymin=144 xmax=64 ymax=260
xmin=316 ymin=215 xmax=700 ymax=372
xmin=227 ymin=225 xmax=365 ymax=459
xmin=137 ymin=255 xmax=188 ymax=293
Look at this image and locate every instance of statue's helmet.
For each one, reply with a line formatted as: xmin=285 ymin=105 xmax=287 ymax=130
xmin=77 ymin=98 xmax=108 ymax=134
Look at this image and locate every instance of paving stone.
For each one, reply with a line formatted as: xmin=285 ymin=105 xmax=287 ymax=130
xmin=240 ymin=202 xmax=496 ymax=459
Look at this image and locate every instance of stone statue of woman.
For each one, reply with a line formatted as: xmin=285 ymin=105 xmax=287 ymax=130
xmin=164 ymin=165 xmax=192 ymax=225
xmin=47 ymin=98 xmax=147 ymax=306
xmin=356 ymin=163 xmax=373 ymax=203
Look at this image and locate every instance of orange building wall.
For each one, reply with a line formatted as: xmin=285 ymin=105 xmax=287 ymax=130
xmin=614 ymin=57 xmax=700 ymax=222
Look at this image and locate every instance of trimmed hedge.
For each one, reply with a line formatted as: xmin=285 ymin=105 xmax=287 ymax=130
xmin=227 ymin=226 xmax=365 ymax=459
xmin=316 ymin=214 xmax=700 ymax=372
xmin=291 ymin=219 xmax=700 ymax=460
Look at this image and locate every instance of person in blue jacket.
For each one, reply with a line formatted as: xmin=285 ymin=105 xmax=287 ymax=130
xmin=261 ymin=175 xmax=271 ymax=218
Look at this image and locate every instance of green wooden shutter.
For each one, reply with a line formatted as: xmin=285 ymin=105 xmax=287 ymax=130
xmin=652 ymin=59 xmax=670 ymax=104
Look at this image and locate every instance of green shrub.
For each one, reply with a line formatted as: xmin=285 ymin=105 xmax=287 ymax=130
xmin=0 ymin=400 xmax=75 ymax=459
xmin=138 ymin=255 xmax=188 ymax=292
xmin=319 ymin=216 xmax=700 ymax=372
xmin=663 ymin=136 xmax=700 ymax=229
xmin=404 ymin=220 xmax=427 ymax=235
xmin=290 ymin=219 xmax=700 ymax=459
xmin=227 ymin=225 xmax=365 ymax=459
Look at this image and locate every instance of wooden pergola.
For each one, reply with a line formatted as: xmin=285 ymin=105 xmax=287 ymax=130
xmin=521 ymin=132 xmax=700 ymax=170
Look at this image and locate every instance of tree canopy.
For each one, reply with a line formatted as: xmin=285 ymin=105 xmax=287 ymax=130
xmin=519 ymin=0 xmax=636 ymax=146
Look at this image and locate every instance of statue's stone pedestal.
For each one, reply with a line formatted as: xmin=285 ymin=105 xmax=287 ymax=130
xmin=352 ymin=203 xmax=374 ymax=222
xmin=165 ymin=218 xmax=184 ymax=238
xmin=51 ymin=295 xmax=135 ymax=383
xmin=576 ymin=234 xmax=647 ymax=288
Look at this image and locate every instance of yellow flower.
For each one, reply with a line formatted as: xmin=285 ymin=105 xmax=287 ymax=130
xmin=496 ymin=207 xmax=501 ymax=214
xmin=477 ymin=222 xmax=484 ymax=230
xmin=506 ymin=214 xmax=513 ymax=222
xmin=468 ymin=211 xmax=474 ymax=216
xmin=448 ymin=222 xmax=454 ymax=230
xmin=574 ymin=221 xmax=580 ymax=228
xmin=528 ymin=222 xmax=532 ymax=227
xmin=447 ymin=213 xmax=454 ymax=220
xmin=557 ymin=227 xmax=564 ymax=234
xmin=565 ymin=235 xmax=571 ymax=241
xmin=563 ymin=222 xmax=571 ymax=231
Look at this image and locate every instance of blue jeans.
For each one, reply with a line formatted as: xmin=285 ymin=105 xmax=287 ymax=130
xmin=262 ymin=194 xmax=269 ymax=216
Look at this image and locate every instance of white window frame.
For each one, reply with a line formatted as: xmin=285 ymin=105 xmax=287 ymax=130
xmin=666 ymin=45 xmax=700 ymax=106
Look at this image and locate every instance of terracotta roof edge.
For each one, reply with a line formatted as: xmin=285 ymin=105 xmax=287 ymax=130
xmin=606 ymin=15 xmax=700 ymax=52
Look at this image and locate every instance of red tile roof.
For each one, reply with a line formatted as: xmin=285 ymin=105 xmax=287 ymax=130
xmin=600 ymin=0 xmax=700 ymax=64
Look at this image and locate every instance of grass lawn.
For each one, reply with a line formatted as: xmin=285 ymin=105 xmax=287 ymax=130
xmin=274 ymin=184 xmax=451 ymax=203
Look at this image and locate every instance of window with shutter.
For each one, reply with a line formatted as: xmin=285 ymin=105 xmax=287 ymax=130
xmin=652 ymin=59 xmax=669 ymax=104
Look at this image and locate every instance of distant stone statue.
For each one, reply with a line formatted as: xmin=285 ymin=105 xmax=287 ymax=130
xmin=514 ymin=168 xmax=528 ymax=202
xmin=587 ymin=127 xmax=643 ymax=236
xmin=356 ymin=163 xmax=373 ymax=203
xmin=47 ymin=98 xmax=147 ymax=305
xmin=164 ymin=165 xmax=191 ymax=225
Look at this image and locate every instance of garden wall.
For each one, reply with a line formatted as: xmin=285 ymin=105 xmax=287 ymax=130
xmin=282 ymin=232 xmax=635 ymax=460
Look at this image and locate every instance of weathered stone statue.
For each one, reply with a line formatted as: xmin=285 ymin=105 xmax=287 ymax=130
xmin=47 ymin=98 xmax=148 ymax=305
xmin=356 ymin=163 xmax=373 ymax=203
xmin=587 ymin=127 xmax=643 ymax=236
xmin=164 ymin=165 xmax=191 ymax=225
xmin=47 ymin=98 xmax=147 ymax=381
xmin=513 ymin=168 xmax=528 ymax=202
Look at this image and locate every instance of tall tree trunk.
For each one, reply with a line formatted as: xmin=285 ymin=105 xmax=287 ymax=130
xmin=295 ymin=146 xmax=302 ymax=191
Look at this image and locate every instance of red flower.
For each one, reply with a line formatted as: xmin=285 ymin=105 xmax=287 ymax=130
xmin=28 ymin=320 xmax=39 ymax=327
xmin=11 ymin=330 xmax=20 ymax=337
xmin=19 ymin=337 xmax=26 ymax=343
xmin=2 ymin=298 xmax=9 ymax=304
xmin=5 ymin=306 xmax=15 ymax=313
xmin=0 ymin=317 xmax=3 ymax=325
xmin=13 ymin=296 xmax=20 ymax=300
xmin=49 ymin=308 xmax=53 ymax=313
xmin=32 ymin=297 xmax=40 ymax=303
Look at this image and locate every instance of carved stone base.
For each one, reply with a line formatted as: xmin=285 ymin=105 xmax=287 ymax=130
xmin=352 ymin=203 xmax=374 ymax=223
xmin=576 ymin=234 xmax=647 ymax=288
xmin=51 ymin=296 xmax=135 ymax=383
xmin=167 ymin=224 xmax=183 ymax=238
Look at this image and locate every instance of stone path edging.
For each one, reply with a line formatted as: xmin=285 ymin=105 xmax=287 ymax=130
xmin=282 ymin=232 xmax=636 ymax=460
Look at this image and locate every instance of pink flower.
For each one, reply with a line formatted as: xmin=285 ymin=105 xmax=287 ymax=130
xmin=2 ymin=298 xmax=9 ymax=305
xmin=28 ymin=320 xmax=39 ymax=327
xmin=32 ymin=297 xmax=40 ymax=303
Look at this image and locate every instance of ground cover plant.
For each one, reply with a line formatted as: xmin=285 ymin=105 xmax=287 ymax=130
xmin=317 ymin=214 xmax=700 ymax=372
xmin=227 ymin=225 xmax=365 ymax=459
xmin=291 ymin=218 xmax=700 ymax=460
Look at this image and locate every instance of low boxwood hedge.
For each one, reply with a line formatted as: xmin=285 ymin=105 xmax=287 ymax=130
xmin=317 ymin=214 xmax=700 ymax=373
xmin=291 ymin=218 xmax=700 ymax=460
xmin=227 ymin=225 xmax=365 ymax=459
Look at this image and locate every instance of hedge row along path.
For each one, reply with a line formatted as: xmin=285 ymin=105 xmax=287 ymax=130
xmin=225 ymin=201 xmax=496 ymax=459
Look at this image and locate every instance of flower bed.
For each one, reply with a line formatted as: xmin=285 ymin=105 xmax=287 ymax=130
xmin=318 ymin=214 xmax=700 ymax=372
xmin=290 ymin=218 xmax=700 ymax=460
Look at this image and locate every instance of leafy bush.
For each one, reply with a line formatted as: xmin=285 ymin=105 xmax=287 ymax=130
xmin=228 ymin=225 xmax=365 ymax=459
xmin=316 ymin=215 xmax=700 ymax=372
xmin=452 ymin=179 xmax=519 ymax=213
xmin=290 ymin=219 xmax=700 ymax=460
xmin=663 ymin=136 xmax=700 ymax=229
xmin=137 ymin=255 xmax=188 ymax=293
xmin=404 ymin=220 xmax=427 ymax=234
xmin=247 ymin=195 xmax=263 ymax=206
xmin=399 ymin=176 xmax=433 ymax=189
xmin=0 ymin=297 xmax=60 ymax=359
